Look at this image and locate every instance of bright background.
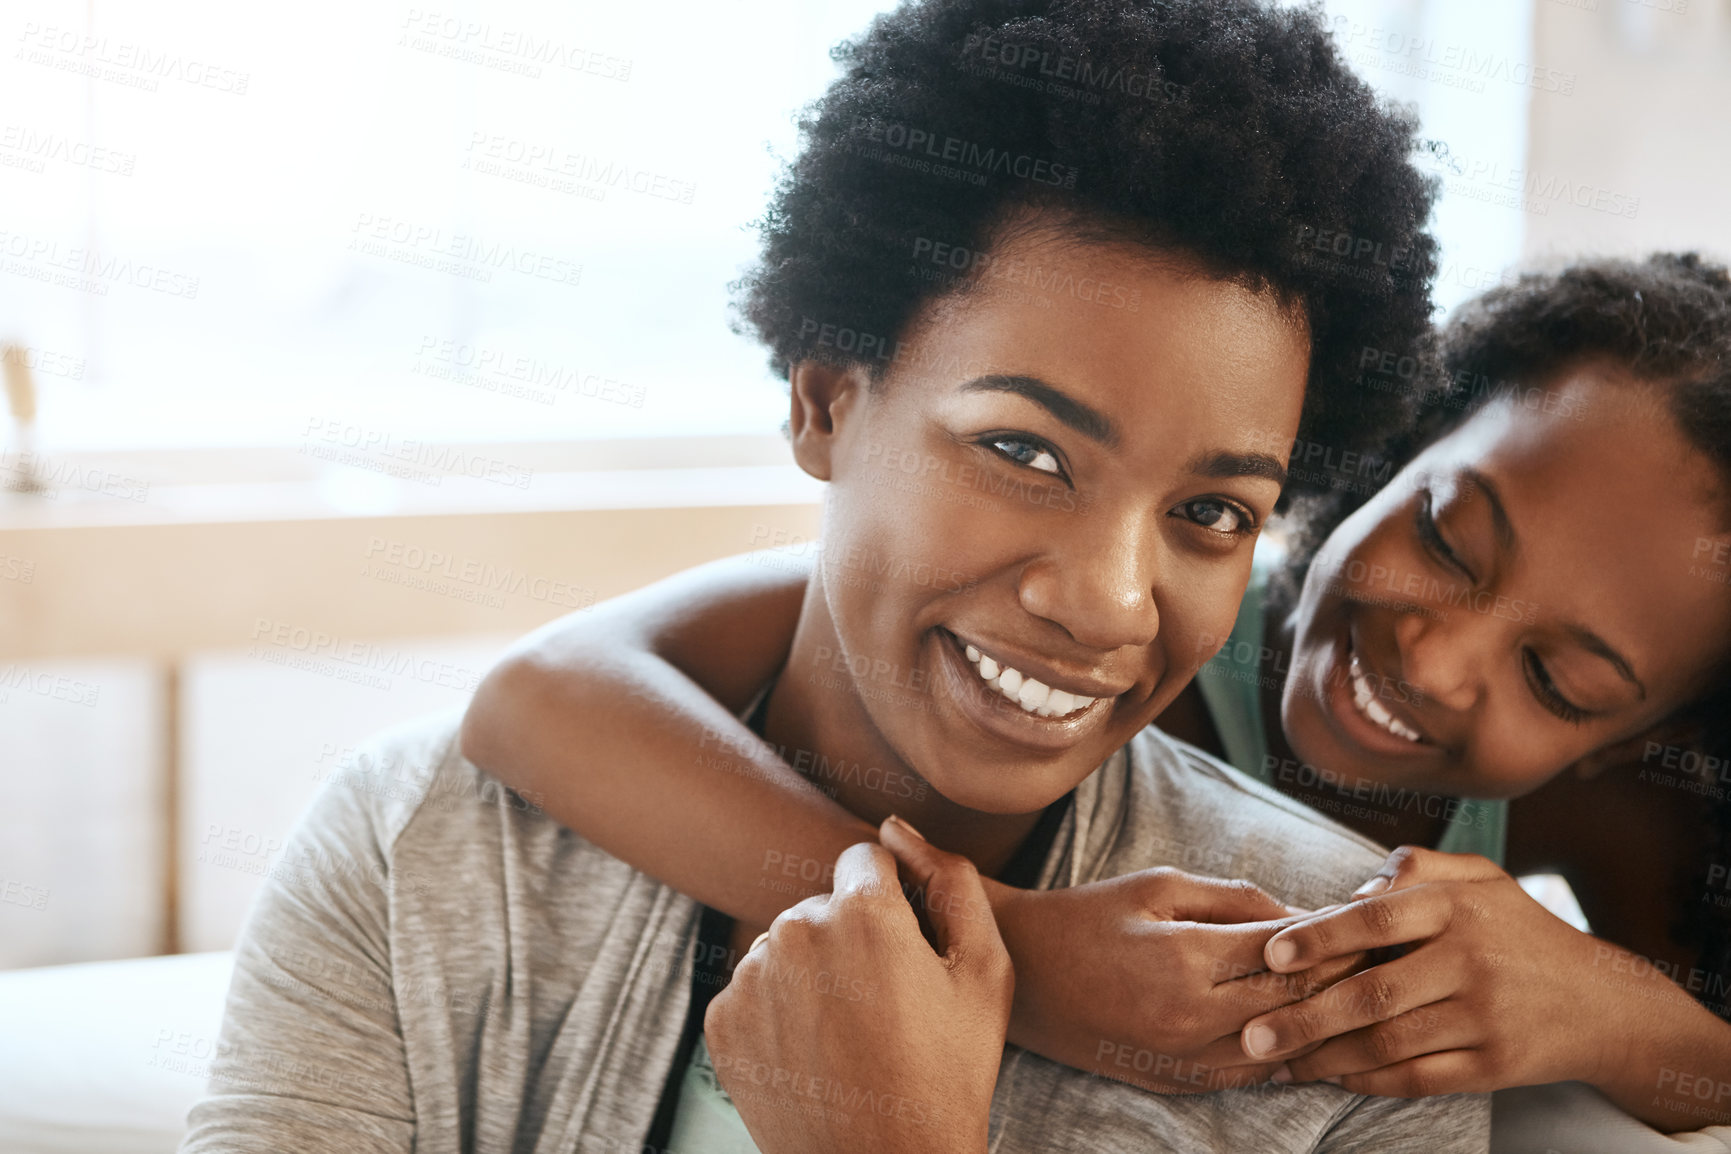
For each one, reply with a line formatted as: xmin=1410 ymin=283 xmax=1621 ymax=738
xmin=2 ymin=0 xmax=1728 ymax=970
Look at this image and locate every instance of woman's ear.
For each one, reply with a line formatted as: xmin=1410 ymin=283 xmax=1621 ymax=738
xmin=787 ymin=359 xmax=867 ymax=482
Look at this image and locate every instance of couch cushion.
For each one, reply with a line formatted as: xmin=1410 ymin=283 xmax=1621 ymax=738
xmin=0 ymin=952 xmax=233 ymax=1154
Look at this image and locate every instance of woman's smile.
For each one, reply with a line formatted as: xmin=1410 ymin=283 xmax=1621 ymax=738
xmin=933 ymin=622 xmax=1138 ymax=743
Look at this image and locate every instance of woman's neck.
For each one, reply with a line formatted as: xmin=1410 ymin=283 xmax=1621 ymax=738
xmin=760 ymin=582 xmax=1045 ymax=880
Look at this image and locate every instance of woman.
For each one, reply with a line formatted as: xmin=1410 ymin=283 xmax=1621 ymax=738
xmin=463 ymin=255 xmax=1731 ymax=1134
xmin=188 ymin=0 xmax=1480 ymax=1151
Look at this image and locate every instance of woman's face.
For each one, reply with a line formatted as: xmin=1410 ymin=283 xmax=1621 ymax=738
xmin=805 ymin=232 xmax=1309 ymax=815
xmin=1284 ymin=364 xmax=1731 ymax=800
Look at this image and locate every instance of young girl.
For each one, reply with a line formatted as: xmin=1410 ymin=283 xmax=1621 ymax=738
xmin=463 ymin=254 xmax=1731 ymax=1137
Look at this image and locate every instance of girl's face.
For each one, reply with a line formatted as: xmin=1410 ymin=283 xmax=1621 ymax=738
xmin=804 ymin=231 xmax=1310 ymax=815
xmin=1284 ymin=364 xmax=1731 ymax=800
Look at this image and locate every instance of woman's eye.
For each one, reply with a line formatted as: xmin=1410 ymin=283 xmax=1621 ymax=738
xmin=988 ymin=436 xmax=1063 ymax=476
xmin=1174 ymin=498 xmax=1252 ymax=535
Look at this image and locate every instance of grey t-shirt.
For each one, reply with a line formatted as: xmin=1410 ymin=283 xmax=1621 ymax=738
xmin=179 ymin=712 xmax=1489 ymax=1153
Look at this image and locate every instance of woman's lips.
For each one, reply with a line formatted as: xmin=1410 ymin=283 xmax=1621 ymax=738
xmin=959 ymin=641 xmax=1099 ymax=719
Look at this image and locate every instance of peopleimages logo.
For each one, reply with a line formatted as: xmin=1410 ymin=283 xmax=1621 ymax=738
xmin=849 ymin=118 xmax=1077 ymax=188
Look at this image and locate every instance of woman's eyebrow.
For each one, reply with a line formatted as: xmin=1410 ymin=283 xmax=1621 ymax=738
xmin=1187 ymin=450 xmax=1289 ymax=486
xmin=958 ymin=374 xmax=1118 ymax=446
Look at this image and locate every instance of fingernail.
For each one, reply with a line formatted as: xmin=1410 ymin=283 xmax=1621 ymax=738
xmin=886 ymin=814 xmax=926 ymax=840
xmin=1352 ymin=876 xmax=1390 ymax=897
xmin=1322 ymin=1076 xmax=1342 ymax=1086
xmin=1267 ymin=938 xmax=1298 ymax=970
xmin=1269 ymin=1063 xmax=1293 ymax=1084
xmin=1242 ymin=1024 xmax=1278 ymax=1058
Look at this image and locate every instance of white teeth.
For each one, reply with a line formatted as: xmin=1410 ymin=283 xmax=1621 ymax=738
xmin=960 ymin=643 xmax=1097 ymax=718
xmin=1348 ymin=655 xmax=1421 ymax=743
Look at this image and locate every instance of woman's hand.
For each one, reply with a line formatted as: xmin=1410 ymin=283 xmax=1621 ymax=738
xmin=978 ymin=857 xmax=1363 ymax=1095
xmin=1239 ymin=845 xmax=1727 ymax=1122
xmin=704 ymin=819 xmax=1013 ymax=1154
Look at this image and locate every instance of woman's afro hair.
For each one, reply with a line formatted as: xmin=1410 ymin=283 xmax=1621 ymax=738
xmin=731 ymin=0 xmax=1442 ymax=508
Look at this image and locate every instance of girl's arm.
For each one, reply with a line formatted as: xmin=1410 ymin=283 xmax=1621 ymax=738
xmin=1243 ymin=846 xmax=1731 ymax=1132
xmin=461 ymin=550 xmax=877 ymax=924
xmin=461 ymin=549 xmax=1349 ymax=1093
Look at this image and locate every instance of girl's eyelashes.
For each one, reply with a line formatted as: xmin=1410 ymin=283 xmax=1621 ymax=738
xmin=1415 ymin=489 xmax=1476 ymax=583
xmin=1418 ymin=485 xmax=1589 ymax=725
xmin=982 ymin=433 xmax=1068 ymax=481
xmin=1171 ymin=496 xmax=1258 ymax=537
xmin=1522 ymin=648 xmax=1589 ymax=726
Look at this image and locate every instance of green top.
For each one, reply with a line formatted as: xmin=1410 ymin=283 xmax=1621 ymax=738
xmin=668 ymin=1036 xmax=760 ymax=1153
xmin=1192 ymin=556 xmax=1508 ymax=864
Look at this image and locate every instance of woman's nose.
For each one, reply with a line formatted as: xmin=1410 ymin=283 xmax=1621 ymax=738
xmin=1015 ymin=523 xmax=1162 ymax=651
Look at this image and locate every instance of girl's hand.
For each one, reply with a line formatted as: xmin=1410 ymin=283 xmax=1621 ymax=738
xmin=970 ymin=851 xmax=1363 ymax=1095
xmin=1240 ymin=846 xmax=1616 ymax=1097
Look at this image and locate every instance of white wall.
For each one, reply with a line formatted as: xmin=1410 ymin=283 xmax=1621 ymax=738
xmin=0 ymin=660 xmax=162 ymax=968
xmin=1523 ymin=0 xmax=1731 ymax=265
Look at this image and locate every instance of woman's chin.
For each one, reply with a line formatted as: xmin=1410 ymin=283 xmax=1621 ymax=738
xmin=914 ymin=757 xmax=1086 ymax=817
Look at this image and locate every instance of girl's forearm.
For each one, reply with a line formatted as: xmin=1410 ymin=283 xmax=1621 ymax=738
xmin=1590 ymin=965 xmax=1731 ymax=1132
xmin=463 ymin=644 xmax=876 ymax=928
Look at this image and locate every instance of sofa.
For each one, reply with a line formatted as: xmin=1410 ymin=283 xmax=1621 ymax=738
xmin=0 ymin=951 xmax=232 ymax=1153
xmin=1 ymin=939 xmax=1724 ymax=1152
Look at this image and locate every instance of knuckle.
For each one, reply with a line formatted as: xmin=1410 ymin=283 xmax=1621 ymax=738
xmin=1299 ymin=920 xmax=1334 ymax=958
xmin=775 ymin=907 xmax=824 ymax=943
xmin=1400 ymin=1065 xmax=1439 ymax=1098
xmin=935 ymin=857 xmax=982 ymax=898
xmin=783 ymin=894 xmax=829 ymax=923
xmin=704 ymin=989 xmax=738 ymax=1041
xmin=1281 ymin=1002 xmax=1325 ymax=1047
xmin=1163 ymin=1006 xmax=1205 ymax=1043
xmin=1358 ymin=897 xmax=1401 ymax=937
xmin=1357 ymin=975 xmax=1400 ymax=1021
xmin=1362 ymin=1023 xmax=1403 ymax=1065
xmin=1387 ymin=845 xmax=1424 ymax=875
xmin=1229 ymin=878 xmax=1270 ymax=905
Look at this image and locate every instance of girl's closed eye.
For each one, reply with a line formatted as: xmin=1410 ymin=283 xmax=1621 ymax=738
xmin=1415 ymin=489 xmax=1474 ymax=583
